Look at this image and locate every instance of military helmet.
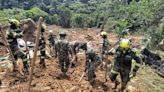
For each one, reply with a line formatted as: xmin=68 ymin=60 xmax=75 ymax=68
xmin=119 ymin=39 xmax=130 ymax=49
xmin=59 ymin=31 xmax=66 ymax=36
xmin=100 ymin=31 xmax=107 ymax=36
xmin=9 ymin=19 xmax=20 ymax=27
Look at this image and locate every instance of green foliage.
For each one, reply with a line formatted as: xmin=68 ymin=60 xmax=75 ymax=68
xmin=69 ymin=2 xmax=90 ymax=14
xmin=0 ymin=8 xmax=25 ymax=25
xmin=71 ymin=14 xmax=84 ymax=28
xmin=57 ymin=6 xmax=72 ymax=28
xmin=149 ymin=18 xmax=164 ymax=49
xmin=24 ymin=7 xmax=49 ymax=21
xmin=48 ymin=14 xmax=59 ymax=25
xmin=113 ymin=19 xmax=129 ymax=38
xmin=0 ymin=0 xmax=163 ymax=48
xmin=0 ymin=10 xmax=8 ymax=25
xmin=104 ymin=0 xmax=164 ymax=32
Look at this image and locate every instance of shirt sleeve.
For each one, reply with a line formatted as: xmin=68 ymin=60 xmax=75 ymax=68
xmin=130 ymin=49 xmax=141 ymax=64
xmin=68 ymin=42 xmax=73 ymax=55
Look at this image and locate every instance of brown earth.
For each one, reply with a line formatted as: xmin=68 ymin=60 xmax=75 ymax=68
xmin=0 ymin=25 xmax=147 ymax=92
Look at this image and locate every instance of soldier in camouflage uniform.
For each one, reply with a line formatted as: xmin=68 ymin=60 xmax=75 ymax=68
xmin=48 ymin=30 xmax=57 ymax=57
xmin=70 ymin=41 xmax=87 ymax=62
xmin=6 ymin=19 xmax=29 ymax=72
xmin=39 ymin=24 xmax=46 ymax=68
xmin=55 ymin=32 xmax=73 ymax=77
xmin=109 ymin=39 xmax=141 ymax=92
xmin=100 ymin=31 xmax=110 ymax=62
xmin=84 ymin=42 xmax=102 ymax=85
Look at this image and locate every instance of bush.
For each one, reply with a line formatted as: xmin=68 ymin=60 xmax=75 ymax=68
xmin=0 ymin=10 xmax=8 ymax=25
xmin=71 ymin=14 xmax=85 ymax=28
xmin=149 ymin=18 xmax=164 ymax=49
xmin=24 ymin=7 xmax=49 ymax=21
xmin=48 ymin=14 xmax=59 ymax=25
xmin=71 ymin=14 xmax=94 ymax=28
xmin=57 ymin=6 xmax=72 ymax=28
xmin=0 ymin=8 xmax=25 ymax=25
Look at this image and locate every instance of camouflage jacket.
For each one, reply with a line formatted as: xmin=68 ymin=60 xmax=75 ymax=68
xmin=48 ymin=35 xmax=56 ymax=45
xmin=114 ymin=47 xmax=141 ymax=69
xmin=6 ymin=28 xmax=23 ymax=46
xmin=100 ymin=38 xmax=110 ymax=54
xmin=39 ymin=32 xmax=46 ymax=50
xmin=55 ymin=39 xmax=73 ymax=58
xmin=85 ymin=46 xmax=102 ymax=71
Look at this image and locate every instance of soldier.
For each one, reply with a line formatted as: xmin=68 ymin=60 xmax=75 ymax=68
xmin=48 ymin=30 xmax=57 ymax=57
xmin=100 ymin=31 xmax=110 ymax=63
xmin=6 ymin=19 xmax=29 ymax=73
xmin=55 ymin=32 xmax=73 ymax=77
xmin=39 ymin=24 xmax=46 ymax=68
xmin=70 ymin=41 xmax=87 ymax=62
xmin=109 ymin=39 xmax=141 ymax=92
xmin=84 ymin=42 xmax=102 ymax=85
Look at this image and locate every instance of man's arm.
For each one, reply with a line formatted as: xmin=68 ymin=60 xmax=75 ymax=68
xmin=68 ymin=42 xmax=73 ymax=58
xmin=130 ymin=50 xmax=141 ymax=77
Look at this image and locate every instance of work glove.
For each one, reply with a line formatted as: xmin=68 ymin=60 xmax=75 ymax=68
xmin=130 ymin=65 xmax=139 ymax=78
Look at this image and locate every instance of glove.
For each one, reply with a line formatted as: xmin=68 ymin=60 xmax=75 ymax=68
xmin=131 ymin=66 xmax=139 ymax=78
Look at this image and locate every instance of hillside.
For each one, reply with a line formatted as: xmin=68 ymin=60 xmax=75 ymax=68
xmin=0 ymin=0 xmax=164 ymax=92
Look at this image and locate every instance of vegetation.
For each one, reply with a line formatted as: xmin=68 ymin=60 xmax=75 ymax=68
xmin=0 ymin=0 xmax=163 ymax=48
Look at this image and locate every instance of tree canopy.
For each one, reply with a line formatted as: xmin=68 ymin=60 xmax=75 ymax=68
xmin=0 ymin=0 xmax=163 ymax=48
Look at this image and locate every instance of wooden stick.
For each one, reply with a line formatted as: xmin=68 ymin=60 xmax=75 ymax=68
xmin=78 ymin=71 xmax=85 ymax=83
xmin=0 ymin=60 xmax=12 ymax=64
xmin=0 ymin=24 xmax=16 ymax=63
xmin=28 ymin=17 xmax=43 ymax=92
xmin=104 ymin=62 xmax=108 ymax=82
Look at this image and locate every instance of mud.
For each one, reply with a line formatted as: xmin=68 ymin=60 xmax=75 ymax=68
xmin=0 ymin=26 xmax=147 ymax=92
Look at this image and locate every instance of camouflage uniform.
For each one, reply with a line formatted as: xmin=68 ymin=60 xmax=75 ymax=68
xmin=39 ymin=27 xmax=46 ymax=68
xmin=100 ymin=38 xmax=110 ymax=62
xmin=109 ymin=47 xmax=141 ymax=91
xmin=70 ymin=41 xmax=87 ymax=61
xmin=48 ymin=34 xmax=57 ymax=57
xmin=6 ymin=28 xmax=29 ymax=71
xmin=85 ymin=46 xmax=101 ymax=85
xmin=56 ymin=39 xmax=73 ymax=75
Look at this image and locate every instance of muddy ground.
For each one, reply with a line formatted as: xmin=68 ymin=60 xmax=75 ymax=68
xmin=0 ymin=25 xmax=149 ymax=92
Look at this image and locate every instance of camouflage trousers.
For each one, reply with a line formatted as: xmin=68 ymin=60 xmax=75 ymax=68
xmin=59 ymin=57 xmax=70 ymax=73
xmin=109 ymin=64 xmax=131 ymax=90
xmin=39 ymin=49 xmax=46 ymax=68
xmin=11 ymin=46 xmax=29 ymax=70
xmin=86 ymin=61 xmax=96 ymax=85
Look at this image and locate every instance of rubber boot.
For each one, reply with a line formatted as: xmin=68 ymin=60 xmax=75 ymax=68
xmin=63 ymin=72 xmax=67 ymax=78
xmin=40 ymin=60 xmax=46 ymax=69
xmin=111 ymin=80 xmax=120 ymax=89
xmin=89 ymin=78 xmax=95 ymax=86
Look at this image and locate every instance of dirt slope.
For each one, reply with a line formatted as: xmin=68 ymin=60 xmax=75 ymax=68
xmin=0 ymin=26 xmax=148 ymax=92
